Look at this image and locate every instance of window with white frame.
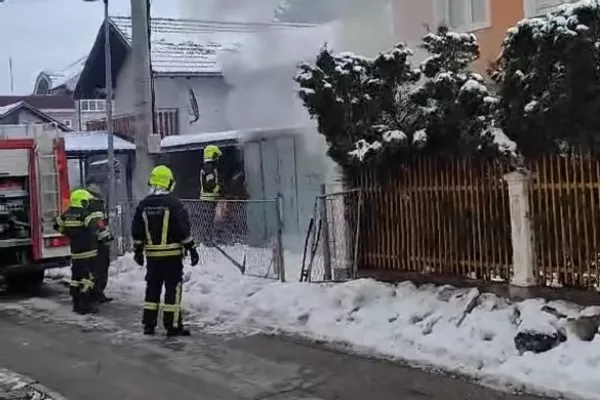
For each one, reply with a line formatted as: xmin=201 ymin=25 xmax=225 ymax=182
xmin=436 ymin=0 xmax=490 ymax=32
xmin=524 ymin=0 xmax=577 ymax=18
xmin=79 ymin=99 xmax=109 ymax=113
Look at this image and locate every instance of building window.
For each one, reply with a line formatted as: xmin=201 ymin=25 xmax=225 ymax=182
xmin=524 ymin=0 xmax=577 ymax=18
xmin=79 ymin=99 xmax=108 ymax=112
xmin=63 ymin=119 xmax=72 ymax=127
xmin=436 ymin=0 xmax=490 ymax=32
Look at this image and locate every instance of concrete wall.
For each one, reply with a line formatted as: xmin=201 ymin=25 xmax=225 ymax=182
xmin=113 ymin=53 xmax=231 ymax=135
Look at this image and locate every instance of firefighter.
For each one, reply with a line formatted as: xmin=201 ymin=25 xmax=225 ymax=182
xmin=131 ymin=165 xmax=200 ymax=337
xmin=54 ymin=189 xmax=112 ymax=314
xmin=199 ymin=144 xmax=223 ymax=244
xmin=87 ymin=182 xmax=113 ymax=304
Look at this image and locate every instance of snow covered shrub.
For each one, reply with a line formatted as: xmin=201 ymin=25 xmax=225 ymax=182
xmin=494 ymin=0 xmax=600 ymax=157
xmin=411 ymin=25 xmax=517 ymax=162
xmin=295 ymin=44 xmax=420 ymax=170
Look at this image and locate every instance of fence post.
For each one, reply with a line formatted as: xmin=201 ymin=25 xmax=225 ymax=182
xmin=504 ymin=171 xmax=536 ymax=288
xmin=275 ymin=195 xmax=286 ymax=283
xmin=320 ymin=184 xmax=333 ymax=281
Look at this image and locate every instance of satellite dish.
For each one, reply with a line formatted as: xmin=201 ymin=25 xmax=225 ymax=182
xmin=188 ymin=88 xmax=200 ymax=124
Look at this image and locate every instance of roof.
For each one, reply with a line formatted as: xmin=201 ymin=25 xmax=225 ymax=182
xmin=109 ymin=16 xmax=318 ymax=75
xmin=0 ymin=101 xmax=72 ymax=132
xmin=0 ymin=95 xmax=75 ymax=110
xmin=0 ymin=102 xmax=21 ymax=117
xmin=45 ymin=57 xmax=88 ymax=91
xmin=62 ymin=131 xmax=136 ymax=154
xmin=160 ymin=126 xmax=313 ymax=153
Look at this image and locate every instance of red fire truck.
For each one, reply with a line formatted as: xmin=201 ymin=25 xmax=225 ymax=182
xmin=0 ymin=124 xmax=71 ymax=290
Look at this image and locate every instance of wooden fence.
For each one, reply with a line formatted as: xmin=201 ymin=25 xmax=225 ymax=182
xmin=355 ymin=154 xmax=600 ymax=290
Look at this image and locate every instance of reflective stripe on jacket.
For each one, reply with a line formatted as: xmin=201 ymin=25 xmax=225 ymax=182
xmin=131 ymin=193 xmax=194 ymax=259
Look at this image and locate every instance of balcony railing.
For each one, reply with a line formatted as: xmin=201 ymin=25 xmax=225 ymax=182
xmin=85 ymin=108 xmax=179 ymax=138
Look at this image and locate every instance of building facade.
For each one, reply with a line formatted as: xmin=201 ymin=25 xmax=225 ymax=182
xmin=392 ymin=0 xmax=577 ymax=75
xmin=0 ymin=96 xmax=76 ymax=129
xmin=32 ymin=57 xmax=109 ymax=131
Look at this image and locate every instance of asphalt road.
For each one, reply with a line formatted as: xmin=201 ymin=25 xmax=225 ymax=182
xmin=0 ymin=283 xmax=550 ymax=400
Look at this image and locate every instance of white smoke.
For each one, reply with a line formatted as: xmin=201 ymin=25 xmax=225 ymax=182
xmin=178 ymin=0 xmax=396 ymax=180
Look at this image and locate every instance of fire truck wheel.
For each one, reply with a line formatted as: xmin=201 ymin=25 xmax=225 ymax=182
xmin=6 ymin=270 xmax=45 ymax=293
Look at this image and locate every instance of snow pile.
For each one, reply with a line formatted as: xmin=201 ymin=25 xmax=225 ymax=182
xmin=95 ymin=254 xmax=600 ymax=400
xmin=0 ymin=368 xmax=65 ymax=399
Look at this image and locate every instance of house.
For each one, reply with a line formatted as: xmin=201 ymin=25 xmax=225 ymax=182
xmin=75 ymin=16 xmax=239 ymax=138
xmin=33 ymin=57 xmax=87 ymax=96
xmin=0 ymin=101 xmax=72 ymax=131
xmin=391 ymin=0 xmax=578 ymax=74
xmin=0 ymin=95 xmax=76 ymax=129
xmin=74 ymin=16 xmax=327 ymax=139
xmin=32 ymin=57 xmax=108 ymax=131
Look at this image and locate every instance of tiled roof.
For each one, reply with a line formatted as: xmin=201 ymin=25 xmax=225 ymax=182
xmin=44 ymin=57 xmax=87 ymax=91
xmin=109 ymin=16 xmax=317 ymax=75
xmin=0 ymin=95 xmax=75 ymax=110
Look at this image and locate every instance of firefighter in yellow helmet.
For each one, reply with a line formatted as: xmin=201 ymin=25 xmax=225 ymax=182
xmin=131 ymin=165 xmax=199 ymax=336
xmin=54 ymin=189 xmax=112 ymax=314
xmin=86 ymin=182 xmax=113 ymax=304
xmin=198 ymin=144 xmax=223 ymax=244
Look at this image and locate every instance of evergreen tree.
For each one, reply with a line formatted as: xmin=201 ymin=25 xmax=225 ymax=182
xmin=295 ymin=44 xmax=420 ymax=169
xmin=494 ymin=1 xmax=600 ymax=157
xmin=411 ymin=25 xmax=514 ymax=159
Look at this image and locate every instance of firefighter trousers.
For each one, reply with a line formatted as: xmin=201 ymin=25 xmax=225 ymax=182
xmin=143 ymin=257 xmax=184 ymax=330
xmin=70 ymin=258 xmax=96 ymax=311
xmin=92 ymin=243 xmax=110 ymax=297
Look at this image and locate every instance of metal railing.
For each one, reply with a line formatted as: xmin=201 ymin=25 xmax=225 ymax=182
xmin=300 ymin=186 xmax=363 ymax=282
xmin=110 ymin=198 xmax=285 ymax=280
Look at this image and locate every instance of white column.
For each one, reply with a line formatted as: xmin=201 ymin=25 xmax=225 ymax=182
xmin=504 ymin=171 xmax=536 ymax=287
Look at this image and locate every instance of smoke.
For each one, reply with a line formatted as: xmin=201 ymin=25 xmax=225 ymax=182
xmin=179 ymin=0 xmax=395 ymax=180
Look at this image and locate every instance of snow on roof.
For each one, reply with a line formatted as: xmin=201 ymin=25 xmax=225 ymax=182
xmin=62 ymin=131 xmax=135 ymax=153
xmin=0 ymin=101 xmax=22 ymax=117
xmin=161 ymin=129 xmax=242 ymax=148
xmin=109 ymin=16 xmax=318 ymax=75
xmin=160 ymin=126 xmax=314 ymax=150
xmin=45 ymin=56 xmax=87 ymax=90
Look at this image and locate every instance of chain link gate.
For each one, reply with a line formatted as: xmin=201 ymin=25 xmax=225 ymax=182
xmin=110 ymin=199 xmax=285 ymax=281
xmin=300 ymin=187 xmax=363 ymax=282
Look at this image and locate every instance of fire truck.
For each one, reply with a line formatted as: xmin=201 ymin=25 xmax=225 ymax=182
xmin=0 ymin=124 xmax=71 ymax=290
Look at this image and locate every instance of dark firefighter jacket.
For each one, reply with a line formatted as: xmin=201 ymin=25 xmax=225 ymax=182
xmin=131 ymin=193 xmax=194 ymax=259
xmin=88 ymin=196 xmax=108 ymax=226
xmin=54 ymin=207 xmax=111 ymax=260
xmin=200 ymin=161 xmax=223 ymax=200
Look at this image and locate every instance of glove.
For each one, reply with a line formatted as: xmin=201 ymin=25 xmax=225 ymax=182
xmin=133 ymin=245 xmax=144 ymax=266
xmin=188 ymin=246 xmax=199 ymax=267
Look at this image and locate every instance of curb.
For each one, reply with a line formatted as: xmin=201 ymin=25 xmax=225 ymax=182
xmin=0 ymin=368 xmax=67 ymax=400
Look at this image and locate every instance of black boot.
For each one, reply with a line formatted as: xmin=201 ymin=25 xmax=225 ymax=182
xmin=98 ymin=294 xmax=113 ymax=303
xmin=166 ymin=326 xmax=190 ymax=337
xmin=143 ymin=326 xmax=156 ymax=335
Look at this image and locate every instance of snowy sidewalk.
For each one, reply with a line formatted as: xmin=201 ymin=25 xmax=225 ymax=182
xmin=47 ymin=248 xmax=600 ymax=400
xmin=0 ymin=368 xmax=67 ymax=400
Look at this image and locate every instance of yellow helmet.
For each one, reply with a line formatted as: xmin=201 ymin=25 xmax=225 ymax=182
xmin=148 ymin=165 xmax=175 ymax=191
xmin=70 ymin=189 xmax=93 ymax=208
xmin=203 ymin=144 xmax=222 ymax=162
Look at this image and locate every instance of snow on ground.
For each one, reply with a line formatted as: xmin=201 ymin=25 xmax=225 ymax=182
xmin=0 ymin=368 xmax=65 ymax=400
xmin=46 ymin=248 xmax=600 ymax=400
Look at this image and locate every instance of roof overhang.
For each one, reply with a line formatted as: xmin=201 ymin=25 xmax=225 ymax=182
xmin=73 ymin=20 xmax=131 ymax=100
xmin=159 ymin=126 xmax=314 ymax=153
